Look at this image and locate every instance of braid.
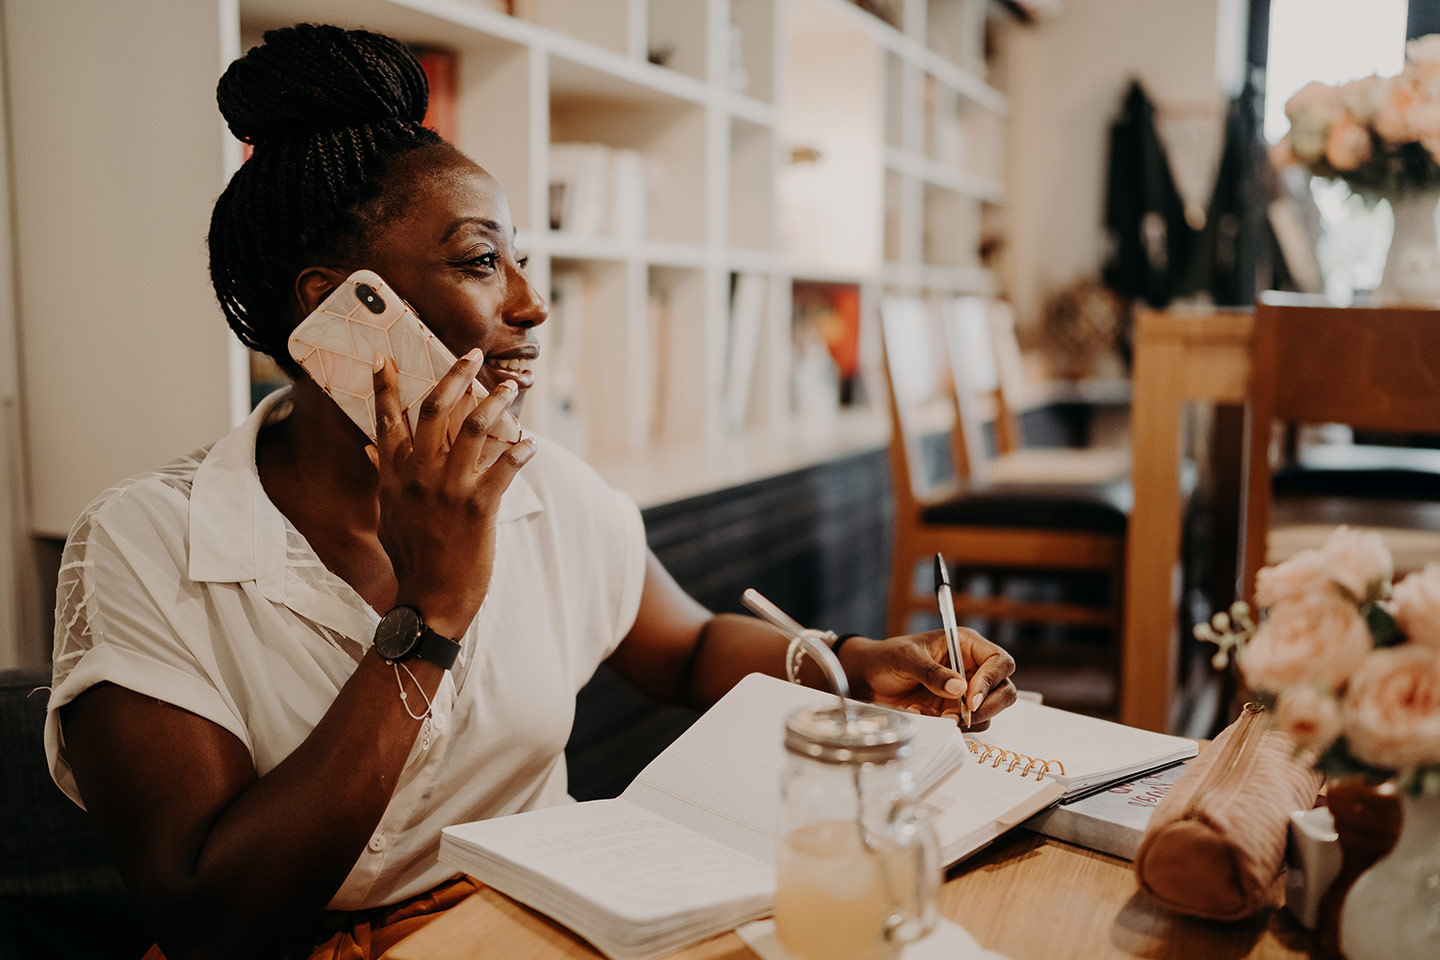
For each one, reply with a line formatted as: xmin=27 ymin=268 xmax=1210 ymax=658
xmin=208 ymin=24 xmax=443 ymax=374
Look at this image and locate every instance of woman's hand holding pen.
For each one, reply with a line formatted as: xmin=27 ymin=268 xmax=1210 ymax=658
xmin=838 ymin=629 xmax=1017 ymax=731
xmin=369 ymin=350 xmax=537 ymax=639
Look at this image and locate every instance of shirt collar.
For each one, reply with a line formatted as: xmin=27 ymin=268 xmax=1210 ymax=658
xmin=188 ymin=386 xmax=544 ymax=588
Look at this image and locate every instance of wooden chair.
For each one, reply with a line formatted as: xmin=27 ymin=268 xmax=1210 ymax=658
xmin=1241 ymin=296 xmax=1440 ymax=599
xmin=879 ymin=296 xmax=1130 ymax=668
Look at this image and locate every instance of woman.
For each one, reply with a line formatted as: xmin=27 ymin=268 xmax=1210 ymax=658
xmin=45 ymin=24 xmax=1017 ymax=960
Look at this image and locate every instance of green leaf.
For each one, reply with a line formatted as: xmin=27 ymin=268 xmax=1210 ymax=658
xmin=1365 ymin=603 xmax=1403 ymax=647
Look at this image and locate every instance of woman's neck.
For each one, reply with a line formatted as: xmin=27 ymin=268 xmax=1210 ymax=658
xmin=258 ymin=377 xmax=380 ymax=523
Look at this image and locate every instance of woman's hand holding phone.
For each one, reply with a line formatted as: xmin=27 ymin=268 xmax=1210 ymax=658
xmin=370 ymin=349 xmax=536 ymax=639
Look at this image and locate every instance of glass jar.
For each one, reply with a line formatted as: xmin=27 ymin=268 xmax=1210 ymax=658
xmin=773 ymin=701 xmax=939 ymax=960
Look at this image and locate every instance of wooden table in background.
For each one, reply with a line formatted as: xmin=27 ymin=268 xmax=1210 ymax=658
xmin=390 ymin=830 xmax=1314 ymax=960
xmin=1120 ymin=308 xmax=1255 ymax=733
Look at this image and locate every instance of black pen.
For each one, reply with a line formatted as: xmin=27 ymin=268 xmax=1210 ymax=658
xmin=932 ymin=554 xmax=972 ymax=726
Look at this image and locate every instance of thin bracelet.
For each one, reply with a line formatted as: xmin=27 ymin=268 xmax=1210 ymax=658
xmin=388 ymin=660 xmax=436 ymax=750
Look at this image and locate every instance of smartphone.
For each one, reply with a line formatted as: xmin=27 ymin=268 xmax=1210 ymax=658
xmin=287 ymin=269 xmax=522 ymax=446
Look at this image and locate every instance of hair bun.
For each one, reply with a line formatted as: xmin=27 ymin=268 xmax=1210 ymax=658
xmin=218 ymin=23 xmax=429 ymax=146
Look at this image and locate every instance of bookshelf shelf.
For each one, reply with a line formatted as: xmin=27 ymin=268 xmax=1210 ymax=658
xmin=6 ymin=0 xmax=1015 ymax=533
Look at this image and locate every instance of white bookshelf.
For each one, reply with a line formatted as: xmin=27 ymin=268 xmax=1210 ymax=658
xmin=5 ymin=0 xmax=1012 ymax=535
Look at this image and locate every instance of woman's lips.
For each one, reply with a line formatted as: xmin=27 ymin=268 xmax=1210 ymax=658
xmin=483 ymin=355 xmax=536 ymax=391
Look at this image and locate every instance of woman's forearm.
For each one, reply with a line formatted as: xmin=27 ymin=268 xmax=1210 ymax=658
xmin=67 ymin=650 xmax=445 ymax=960
xmin=681 ymin=612 xmax=859 ymax=708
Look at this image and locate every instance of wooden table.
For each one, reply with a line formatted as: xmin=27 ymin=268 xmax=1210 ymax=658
xmin=1120 ymin=308 xmax=1254 ymax=732
xmin=389 ymin=829 xmax=1314 ymax=959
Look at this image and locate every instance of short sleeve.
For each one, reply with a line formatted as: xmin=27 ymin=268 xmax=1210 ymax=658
xmin=46 ymin=494 xmax=252 ymax=809
xmin=607 ymin=485 xmax=648 ymax=655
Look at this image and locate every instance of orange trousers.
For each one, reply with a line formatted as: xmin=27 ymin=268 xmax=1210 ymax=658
xmin=141 ymin=875 xmax=480 ymax=960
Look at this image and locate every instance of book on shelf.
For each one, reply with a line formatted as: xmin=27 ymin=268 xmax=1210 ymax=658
xmin=721 ymin=274 xmax=767 ymax=434
xmin=549 ymin=143 xmax=646 ymax=240
xmin=412 ymin=46 xmax=457 ymax=143
xmin=1022 ymin=760 xmax=1191 ymax=860
xmin=440 ymin=674 xmax=1195 ymax=960
xmin=540 ymin=271 xmax=587 ymax=456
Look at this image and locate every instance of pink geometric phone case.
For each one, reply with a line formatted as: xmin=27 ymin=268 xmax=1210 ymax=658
xmin=287 ymin=269 xmax=522 ymax=445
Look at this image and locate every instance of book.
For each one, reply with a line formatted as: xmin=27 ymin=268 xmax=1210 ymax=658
xmin=721 ymin=274 xmax=767 ymax=433
xmin=1022 ymin=760 xmax=1191 ymax=860
xmin=439 ymin=676 xmax=1195 ymax=960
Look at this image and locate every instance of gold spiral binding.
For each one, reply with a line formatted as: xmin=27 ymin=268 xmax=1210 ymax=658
xmin=966 ymin=739 xmax=1065 ymax=781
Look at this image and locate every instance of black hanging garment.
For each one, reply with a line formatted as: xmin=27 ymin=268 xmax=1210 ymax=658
xmin=1102 ymin=80 xmax=1197 ymax=309
xmin=1185 ymin=78 xmax=1268 ymax=305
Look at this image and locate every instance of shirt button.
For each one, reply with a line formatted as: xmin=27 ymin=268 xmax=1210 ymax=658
xmin=368 ymin=834 xmax=387 ymax=852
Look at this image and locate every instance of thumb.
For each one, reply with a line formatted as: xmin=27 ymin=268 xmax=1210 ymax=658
xmin=908 ymin=646 xmax=967 ymax=700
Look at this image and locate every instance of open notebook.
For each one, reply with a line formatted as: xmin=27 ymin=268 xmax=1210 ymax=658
xmin=440 ymin=674 xmax=1193 ymax=960
xmin=965 ymin=699 xmax=1197 ymax=802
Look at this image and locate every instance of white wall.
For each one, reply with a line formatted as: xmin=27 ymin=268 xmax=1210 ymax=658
xmin=1003 ymin=0 xmax=1247 ymax=328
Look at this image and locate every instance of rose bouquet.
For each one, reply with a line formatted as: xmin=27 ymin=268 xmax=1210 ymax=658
xmin=1198 ymin=527 xmax=1440 ymax=794
xmin=1272 ymin=35 xmax=1440 ymax=198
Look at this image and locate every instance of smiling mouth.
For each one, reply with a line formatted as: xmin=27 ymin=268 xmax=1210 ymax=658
xmin=483 ymin=353 xmax=538 ymax=390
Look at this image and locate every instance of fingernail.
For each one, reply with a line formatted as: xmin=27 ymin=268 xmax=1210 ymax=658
xmin=945 ymin=678 xmax=965 ymax=696
xmin=906 ymin=705 xmax=922 ymax=714
xmin=971 ymin=691 xmax=985 ymax=712
xmin=497 ymin=380 xmax=517 ymax=396
xmin=372 ymin=353 xmax=384 ymax=372
xmin=464 ymin=347 xmax=482 ymax=362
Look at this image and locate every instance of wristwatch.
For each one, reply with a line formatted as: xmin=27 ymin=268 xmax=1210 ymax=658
xmin=373 ymin=605 xmax=462 ymax=669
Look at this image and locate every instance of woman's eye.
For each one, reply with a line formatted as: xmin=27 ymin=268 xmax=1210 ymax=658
xmin=467 ymin=252 xmax=499 ymax=270
xmin=517 ymin=256 xmax=529 ymax=270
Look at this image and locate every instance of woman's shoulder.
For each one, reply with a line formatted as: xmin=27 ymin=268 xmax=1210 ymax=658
xmin=66 ymin=445 xmax=214 ymax=544
xmin=521 ymin=434 xmax=616 ymax=502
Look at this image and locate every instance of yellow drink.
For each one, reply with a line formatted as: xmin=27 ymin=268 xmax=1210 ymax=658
xmin=773 ymin=820 xmax=903 ymax=960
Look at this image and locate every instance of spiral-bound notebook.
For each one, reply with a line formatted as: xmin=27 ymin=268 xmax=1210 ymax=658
xmin=960 ymin=699 xmax=1197 ymax=802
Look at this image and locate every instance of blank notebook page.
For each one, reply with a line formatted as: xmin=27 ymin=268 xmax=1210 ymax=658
xmin=622 ymin=674 xmax=965 ymax=864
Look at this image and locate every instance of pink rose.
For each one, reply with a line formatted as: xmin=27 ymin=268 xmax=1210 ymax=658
xmin=1255 ymin=550 xmax=1329 ymax=608
xmin=1344 ymin=646 xmax=1440 ymax=769
xmin=1319 ymin=527 xmax=1393 ymax=600
xmin=1407 ymin=35 xmax=1440 ymax=67
xmin=1412 ymin=102 xmax=1440 ymax=156
xmin=1340 ymin=75 xmax=1389 ymax=125
xmin=1274 ymin=686 xmax=1343 ymax=755
xmin=1239 ymin=591 xmax=1372 ymax=694
xmin=1269 ymin=138 xmax=1297 ymax=171
xmin=1285 ymin=80 xmax=1342 ymax=121
xmin=1392 ymin=564 xmax=1440 ymax=650
xmin=1375 ymin=79 xmax=1419 ymax=143
xmin=1325 ymin=114 xmax=1373 ymax=171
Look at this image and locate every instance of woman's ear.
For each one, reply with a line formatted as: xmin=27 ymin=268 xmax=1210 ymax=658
xmin=293 ymin=267 xmax=349 ymax=319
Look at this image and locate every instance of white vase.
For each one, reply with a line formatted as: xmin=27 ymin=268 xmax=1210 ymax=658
xmin=1338 ymin=792 xmax=1440 ymax=960
xmin=1376 ymin=190 xmax=1440 ymax=304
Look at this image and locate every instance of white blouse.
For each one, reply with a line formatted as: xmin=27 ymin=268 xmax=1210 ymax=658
xmin=45 ymin=388 xmax=648 ymax=909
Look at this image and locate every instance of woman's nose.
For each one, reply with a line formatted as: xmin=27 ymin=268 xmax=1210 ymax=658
xmin=505 ymin=263 xmax=549 ymax=328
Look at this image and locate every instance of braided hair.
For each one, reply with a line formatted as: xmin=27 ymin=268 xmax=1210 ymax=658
xmin=209 ymin=24 xmax=447 ymax=374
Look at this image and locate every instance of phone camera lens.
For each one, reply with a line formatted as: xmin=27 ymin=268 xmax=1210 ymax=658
xmin=355 ymin=283 xmax=387 ymax=316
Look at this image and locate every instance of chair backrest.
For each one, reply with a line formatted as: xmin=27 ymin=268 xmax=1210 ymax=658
xmin=1242 ymin=297 xmax=1440 ymax=597
xmin=0 ymin=667 xmax=149 ymax=956
xmin=879 ymin=297 xmax=954 ymax=512
xmin=879 ymin=295 xmax=1017 ymax=510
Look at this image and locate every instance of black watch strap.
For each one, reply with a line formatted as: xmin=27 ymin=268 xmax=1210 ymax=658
xmin=415 ymin=626 xmax=461 ymax=670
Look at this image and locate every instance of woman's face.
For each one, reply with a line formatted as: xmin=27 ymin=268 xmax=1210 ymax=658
xmin=357 ymin=151 xmax=548 ymax=406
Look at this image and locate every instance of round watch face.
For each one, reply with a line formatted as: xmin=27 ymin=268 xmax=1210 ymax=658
xmin=375 ymin=605 xmax=423 ymax=660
